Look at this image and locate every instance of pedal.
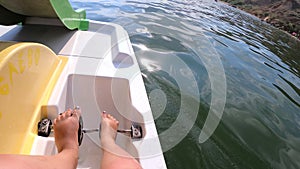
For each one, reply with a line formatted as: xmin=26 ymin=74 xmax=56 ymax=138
xmin=116 ymin=123 xmax=143 ymax=139
xmin=37 ymin=106 xmax=84 ymax=146
xmin=38 ymin=118 xmax=52 ymax=137
xmin=38 ymin=116 xmax=84 ymax=146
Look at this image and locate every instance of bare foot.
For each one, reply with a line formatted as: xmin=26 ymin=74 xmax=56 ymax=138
xmin=100 ymin=112 xmax=119 ymax=147
xmin=100 ymin=112 xmax=142 ymax=169
xmin=54 ymin=108 xmax=81 ymax=153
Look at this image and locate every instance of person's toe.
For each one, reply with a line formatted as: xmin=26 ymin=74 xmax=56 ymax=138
xmin=72 ymin=106 xmax=81 ymax=117
xmin=103 ymin=111 xmax=111 ymax=119
xmin=73 ymin=108 xmax=81 ymax=120
xmin=107 ymin=114 xmax=114 ymax=120
xmin=66 ymin=110 xmax=73 ymax=117
xmin=57 ymin=113 xmax=64 ymax=121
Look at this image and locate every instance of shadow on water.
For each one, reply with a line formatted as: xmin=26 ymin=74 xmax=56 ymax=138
xmin=71 ymin=0 xmax=300 ymax=168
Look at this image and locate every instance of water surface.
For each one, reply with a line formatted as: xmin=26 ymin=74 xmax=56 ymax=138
xmin=71 ymin=0 xmax=300 ymax=168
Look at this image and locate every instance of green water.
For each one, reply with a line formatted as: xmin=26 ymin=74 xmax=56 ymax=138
xmin=72 ymin=0 xmax=300 ymax=168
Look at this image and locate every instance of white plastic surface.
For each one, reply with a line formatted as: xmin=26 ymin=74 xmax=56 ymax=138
xmin=0 ymin=20 xmax=167 ymax=169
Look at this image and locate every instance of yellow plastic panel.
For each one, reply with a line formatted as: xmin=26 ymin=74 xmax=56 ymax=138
xmin=0 ymin=42 xmax=68 ymax=154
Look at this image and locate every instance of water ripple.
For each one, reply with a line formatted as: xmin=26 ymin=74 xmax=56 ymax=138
xmin=71 ymin=0 xmax=300 ymax=168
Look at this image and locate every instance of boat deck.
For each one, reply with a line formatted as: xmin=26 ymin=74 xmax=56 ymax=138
xmin=0 ymin=19 xmax=167 ymax=168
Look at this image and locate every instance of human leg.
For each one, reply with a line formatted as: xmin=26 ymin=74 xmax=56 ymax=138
xmin=100 ymin=112 xmax=142 ymax=169
xmin=0 ymin=108 xmax=80 ymax=169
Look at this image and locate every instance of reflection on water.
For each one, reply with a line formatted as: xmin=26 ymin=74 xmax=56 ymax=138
xmin=72 ymin=0 xmax=300 ymax=168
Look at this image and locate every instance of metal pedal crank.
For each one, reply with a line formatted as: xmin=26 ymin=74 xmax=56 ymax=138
xmin=83 ymin=123 xmax=143 ymax=139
